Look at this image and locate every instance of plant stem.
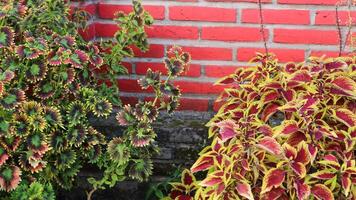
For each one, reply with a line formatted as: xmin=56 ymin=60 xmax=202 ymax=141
xmin=86 ymin=188 xmax=97 ymax=200
xmin=335 ymin=4 xmax=343 ymax=56
xmin=258 ymin=0 xmax=268 ymax=55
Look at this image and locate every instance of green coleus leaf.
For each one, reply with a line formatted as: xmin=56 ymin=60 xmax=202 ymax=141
xmin=0 ymin=165 xmax=21 ymax=192
xmin=0 ymin=26 xmax=14 ymax=48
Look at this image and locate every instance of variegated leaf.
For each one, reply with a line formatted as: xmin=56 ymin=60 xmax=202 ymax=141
xmin=261 ymin=168 xmax=285 ymax=194
xmin=191 ymin=155 xmax=214 ymax=173
xmin=295 ymin=180 xmax=310 ymax=200
xmin=261 ymin=103 xmax=279 ymax=122
xmin=236 ymin=182 xmax=254 ymax=200
xmin=311 ymin=184 xmax=334 ymax=200
xmin=283 ymin=143 xmax=297 ymax=160
xmin=256 ymin=136 xmax=282 ymax=155
xmin=331 ymin=76 xmax=356 ymax=97
xmin=291 ymin=162 xmax=306 ymax=178
xmin=310 ymin=170 xmax=336 ymax=180
xmin=341 ymin=173 xmax=351 ymax=197
xmin=216 ymin=120 xmax=237 ymax=142
xmin=181 ymin=169 xmax=195 ymax=186
xmin=199 ymin=171 xmax=224 ymax=187
xmin=332 ymin=109 xmax=356 ymax=127
xmin=276 ymin=120 xmax=299 ymax=135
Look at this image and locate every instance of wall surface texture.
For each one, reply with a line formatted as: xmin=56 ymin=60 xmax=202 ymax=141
xmin=74 ymin=0 xmax=355 ymax=113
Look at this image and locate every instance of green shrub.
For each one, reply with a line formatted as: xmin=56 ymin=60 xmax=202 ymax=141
xmin=167 ymin=54 xmax=356 ymax=200
xmin=0 ymin=0 xmax=189 ymax=198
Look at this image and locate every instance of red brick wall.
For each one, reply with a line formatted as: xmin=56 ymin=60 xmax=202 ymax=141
xmin=74 ymin=0 xmax=355 ymax=112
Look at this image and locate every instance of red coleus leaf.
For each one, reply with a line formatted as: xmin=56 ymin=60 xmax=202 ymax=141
xmin=331 ymin=76 xmax=356 ymax=97
xmin=181 ymin=169 xmax=195 ymax=186
xmin=324 ymin=60 xmax=347 ymax=70
xmin=191 ymin=155 xmax=214 ymax=173
xmin=261 ymin=187 xmax=288 ymax=200
xmin=259 ymin=125 xmax=273 ymax=137
xmin=294 ymin=143 xmax=310 ymax=165
xmin=311 ymin=184 xmax=334 ymax=200
xmin=199 ymin=171 xmax=223 ymax=187
xmin=285 ymin=62 xmax=298 ymax=73
xmin=300 ymin=96 xmax=319 ymax=113
xmin=332 ymin=109 xmax=356 ymax=127
xmin=215 ymin=75 xmax=235 ymax=85
xmin=286 ymin=132 xmax=307 ymax=146
xmin=283 ymin=143 xmax=297 ymax=160
xmin=236 ymin=182 xmax=254 ymax=200
xmin=278 ymin=120 xmax=299 ymax=135
xmin=295 ymin=180 xmax=311 ymax=200
xmin=281 ymin=89 xmax=295 ymax=102
xmin=290 ymin=70 xmax=312 ymax=83
xmin=291 ymin=162 xmax=306 ymax=178
xmin=261 ymin=168 xmax=285 ymax=194
xmin=241 ymin=159 xmax=250 ymax=171
xmin=261 ymin=90 xmax=279 ymax=104
xmin=170 ymin=189 xmax=183 ymax=199
xmin=345 ymin=166 xmax=356 ymax=174
xmin=177 ymin=195 xmax=193 ymax=200
xmin=308 ymin=144 xmax=318 ymax=164
xmin=216 ymin=120 xmax=237 ymax=142
xmin=264 ymin=81 xmax=282 ymax=89
xmin=261 ymin=103 xmax=279 ymax=122
xmin=341 ymin=173 xmax=351 ymax=197
xmin=256 ymin=136 xmax=282 ymax=155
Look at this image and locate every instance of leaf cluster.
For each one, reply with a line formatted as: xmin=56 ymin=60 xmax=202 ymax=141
xmin=0 ymin=0 xmax=189 ymax=198
xmin=167 ymin=54 xmax=356 ymax=200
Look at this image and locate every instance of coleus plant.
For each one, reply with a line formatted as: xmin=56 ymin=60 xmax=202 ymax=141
xmin=0 ymin=0 xmax=189 ymax=199
xmin=167 ymin=54 xmax=356 ymax=200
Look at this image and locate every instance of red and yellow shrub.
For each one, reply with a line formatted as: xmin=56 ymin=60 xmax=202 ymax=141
xmin=167 ymin=54 xmax=356 ymax=200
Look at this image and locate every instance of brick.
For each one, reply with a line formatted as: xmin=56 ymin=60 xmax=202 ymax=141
xmin=206 ymin=0 xmax=271 ymax=2
xmin=120 ymin=96 xmax=139 ymax=105
xmin=242 ymin=9 xmax=310 ymax=25
xmin=315 ymin=10 xmax=356 ymax=26
xmin=135 ymin=62 xmax=201 ymax=77
xmin=84 ymin=4 xmax=97 ymax=15
xmin=95 ymin=23 xmax=118 ymax=37
xmin=278 ymin=0 xmax=339 ymax=5
xmin=174 ymin=81 xmax=224 ymax=94
xmin=177 ymin=98 xmax=209 ymax=111
xmin=131 ymin=44 xmax=165 ymax=58
xmin=274 ymin=29 xmax=339 ymax=45
xmin=98 ymin=3 xmax=165 ymax=20
xmin=310 ymin=50 xmax=353 ymax=58
xmin=174 ymin=0 xmax=199 ymax=2
xmin=169 ymin=6 xmax=236 ymax=22
xmin=202 ymin=27 xmax=268 ymax=42
xmin=237 ymin=48 xmax=305 ymax=62
xmin=205 ymin=66 xmax=238 ymax=78
xmin=117 ymin=79 xmax=154 ymax=93
xmin=179 ymin=46 xmax=233 ymax=61
xmin=145 ymin=25 xmax=199 ymax=40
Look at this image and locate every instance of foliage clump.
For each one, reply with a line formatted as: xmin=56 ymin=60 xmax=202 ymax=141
xmin=167 ymin=54 xmax=356 ymax=200
xmin=0 ymin=0 xmax=189 ymax=198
